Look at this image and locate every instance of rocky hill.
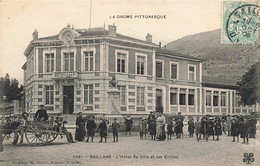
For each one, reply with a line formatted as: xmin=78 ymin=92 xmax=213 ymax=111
xmin=166 ymin=29 xmax=260 ymax=80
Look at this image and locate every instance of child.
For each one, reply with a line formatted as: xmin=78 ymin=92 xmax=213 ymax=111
xmin=149 ymin=120 xmax=156 ymax=140
xmin=207 ymin=117 xmax=215 ymax=141
xmin=167 ymin=121 xmax=173 ymax=139
xmin=112 ymin=118 xmax=120 ymax=142
xmin=231 ymin=118 xmax=239 ymax=142
xmin=226 ymin=115 xmax=232 ymax=136
xmin=98 ymin=118 xmax=107 ymax=143
xmin=240 ymin=117 xmax=250 ymax=144
xmin=188 ymin=118 xmax=195 ymax=138
xmin=214 ymin=117 xmax=222 ymax=141
xmin=86 ymin=115 xmax=96 ymax=143
xmin=195 ymin=116 xmax=201 ymax=141
xmin=175 ymin=118 xmax=183 ymax=139
xmin=140 ymin=118 xmax=148 ymax=139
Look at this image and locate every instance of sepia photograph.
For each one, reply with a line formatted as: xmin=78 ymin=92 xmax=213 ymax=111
xmin=0 ymin=0 xmax=259 ymax=165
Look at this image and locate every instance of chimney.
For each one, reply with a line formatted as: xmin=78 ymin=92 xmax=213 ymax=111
xmin=146 ymin=33 xmax=152 ymax=43
xmin=108 ymin=23 xmax=117 ymax=36
xmin=32 ymin=29 xmax=38 ymax=40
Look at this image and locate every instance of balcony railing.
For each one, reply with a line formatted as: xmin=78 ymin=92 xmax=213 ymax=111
xmin=52 ymin=71 xmax=79 ymax=79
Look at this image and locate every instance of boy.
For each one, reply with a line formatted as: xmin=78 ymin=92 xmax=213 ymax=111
xmin=140 ymin=118 xmax=148 ymax=139
xmin=195 ymin=116 xmax=201 ymax=141
xmin=86 ymin=115 xmax=96 ymax=143
xmin=112 ymin=118 xmax=120 ymax=142
xmin=188 ymin=118 xmax=195 ymax=138
xmin=214 ymin=117 xmax=222 ymax=141
xmin=231 ymin=118 xmax=239 ymax=142
xmin=167 ymin=121 xmax=174 ymax=140
xmin=98 ymin=118 xmax=108 ymax=143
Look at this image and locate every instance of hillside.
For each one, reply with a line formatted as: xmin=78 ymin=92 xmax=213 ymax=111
xmin=166 ymin=29 xmax=260 ymax=80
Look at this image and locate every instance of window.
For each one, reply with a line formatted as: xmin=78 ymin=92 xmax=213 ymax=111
xmin=84 ymin=51 xmax=94 ymax=71
xmin=156 ymin=61 xmax=163 ymax=78
xmin=116 ymin=52 xmax=126 ymax=73
xmin=84 ymin=84 xmax=93 ymax=104
xmin=136 ymin=55 xmax=145 ymax=75
xmin=170 ymin=88 xmax=177 ymax=105
xmin=206 ymin=90 xmax=211 ymax=106
xmin=188 ymin=65 xmax=196 ymax=82
xmin=221 ymin=92 xmax=226 ymax=106
xmin=213 ymin=91 xmax=219 ymax=106
xmin=188 ymin=89 xmax=195 ymax=105
xmin=64 ymin=53 xmax=74 ymax=71
xmin=46 ymin=53 xmax=54 ymax=73
xmin=45 ymin=85 xmax=54 ymax=105
xmin=118 ymin=86 xmax=126 ymax=105
xmin=137 ymin=87 xmax=145 ymax=106
xmin=171 ymin=63 xmax=178 ymax=79
xmin=179 ymin=88 xmax=186 ymax=105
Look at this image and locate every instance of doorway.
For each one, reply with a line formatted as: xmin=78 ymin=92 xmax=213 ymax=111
xmin=63 ymin=86 xmax=74 ymax=114
xmin=156 ymin=89 xmax=163 ymax=112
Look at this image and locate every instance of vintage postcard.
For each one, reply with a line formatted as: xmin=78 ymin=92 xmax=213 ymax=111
xmin=0 ymin=0 xmax=259 ymax=166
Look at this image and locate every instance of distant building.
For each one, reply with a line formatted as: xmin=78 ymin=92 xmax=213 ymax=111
xmin=22 ymin=25 xmax=258 ymax=117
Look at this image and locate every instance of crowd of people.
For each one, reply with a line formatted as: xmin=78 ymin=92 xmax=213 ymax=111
xmin=0 ymin=105 xmax=258 ymax=151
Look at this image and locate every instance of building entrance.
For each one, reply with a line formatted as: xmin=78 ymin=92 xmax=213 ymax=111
xmin=63 ymin=86 xmax=74 ymax=114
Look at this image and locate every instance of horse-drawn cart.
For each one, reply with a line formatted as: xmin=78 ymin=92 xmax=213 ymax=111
xmin=1 ymin=116 xmax=68 ymax=146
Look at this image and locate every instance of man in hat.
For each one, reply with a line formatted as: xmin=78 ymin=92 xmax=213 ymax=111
xmin=35 ymin=105 xmax=48 ymax=121
xmin=85 ymin=115 xmax=96 ymax=143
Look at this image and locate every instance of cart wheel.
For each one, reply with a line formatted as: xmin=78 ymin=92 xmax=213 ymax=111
xmin=48 ymin=133 xmax=58 ymax=143
xmin=25 ymin=122 xmax=50 ymax=146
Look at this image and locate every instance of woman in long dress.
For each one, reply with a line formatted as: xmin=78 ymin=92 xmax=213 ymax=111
xmin=75 ymin=112 xmax=86 ymax=141
xmin=156 ymin=112 xmax=166 ymax=141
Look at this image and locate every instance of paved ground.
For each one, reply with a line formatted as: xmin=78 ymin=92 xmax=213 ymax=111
xmin=0 ymin=127 xmax=260 ymax=166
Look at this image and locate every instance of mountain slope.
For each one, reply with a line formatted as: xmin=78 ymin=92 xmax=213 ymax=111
xmin=166 ymin=29 xmax=260 ymax=80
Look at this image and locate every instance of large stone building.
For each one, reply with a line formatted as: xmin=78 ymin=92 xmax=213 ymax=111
xmin=22 ymin=24 xmax=258 ymax=118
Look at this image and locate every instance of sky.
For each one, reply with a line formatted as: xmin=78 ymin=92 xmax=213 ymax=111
xmin=0 ymin=0 xmax=221 ymax=84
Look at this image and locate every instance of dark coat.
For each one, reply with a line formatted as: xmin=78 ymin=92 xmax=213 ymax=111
xmin=174 ymin=121 xmax=183 ymax=134
xmin=207 ymin=121 xmax=215 ymax=135
xmin=167 ymin=123 xmax=174 ymax=135
xmin=240 ymin=121 xmax=250 ymax=138
xmin=86 ymin=120 xmax=96 ymax=136
xmin=35 ymin=108 xmax=48 ymax=121
xmin=98 ymin=121 xmax=107 ymax=137
xmin=200 ymin=120 xmax=208 ymax=134
xmin=214 ymin=121 xmax=222 ymax=135
xmin=75 ymin=117 xmax=86 ymax=141
xmin=231 ymin=122 xmax=240 ymax=136
xmin=112 ymin=122 xmax=120 ymax=135
xmin=149 ymin=121 xmax=156 ymax=136
xmin=125 ymin=118 xmax=133 ymax=131
xmin=188 ymin=121 xmax=195 ymax=133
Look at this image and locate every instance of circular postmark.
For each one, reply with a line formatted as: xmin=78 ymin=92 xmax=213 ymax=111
xmin=226 ymin=4 xmax=260 ymax=44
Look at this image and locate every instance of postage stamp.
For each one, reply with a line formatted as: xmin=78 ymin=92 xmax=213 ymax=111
xmin=222 ymin=0 xmax=259 ymax=44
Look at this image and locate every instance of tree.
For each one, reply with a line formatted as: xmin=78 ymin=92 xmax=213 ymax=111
xmin=237 ymin=62 xmax=260 ymax=105
xmin=0 ymin=73 xmax=23 ymax=102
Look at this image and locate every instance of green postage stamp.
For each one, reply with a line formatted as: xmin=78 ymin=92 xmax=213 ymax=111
xmin=222 ymin=0 xmax=259 ymax=44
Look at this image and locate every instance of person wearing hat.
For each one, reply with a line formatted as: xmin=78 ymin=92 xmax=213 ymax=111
xmin=167 ymin=120 xmax=174 ymax=140
xmin=35 ymin=105 xmax=48 ymax=121
xmin=75 ymin=112 xmax=86 ymax=142
xmin=248 ymin=115 xmax=257 ymax=139
xmin=214 ymin=117 xmax=222 ymax=141
xmin=140 ymin=118 xmax=148 ymax=139
xmin=174 ymin=117 xmax=183 ymax=139
xmin=156 ymin=112 xmax=166 ymax=141
xmin=200 ymin=117 xmax=208 ymax=140
xmin=207 ymin=117 xmax=215 ymax=141
xmin=112 ymin=118 xmax=120 ymax=142
xmin=125 ymin=115 xmax=133 ymax=136
xmin=195 ymin=116 xmax=201 ymax=141
xmin=98 ymin=118 xmax=108 ymax=143
xmin=85 ymin=115 xmax=96 ymax=143
xmin=240 ymin=117 xmax=250 ymax=144
xmin=226 ymin=115 xmax=232 ymax=136
xmin=147 ymin=111 xmax=156 ymax=133
xmin=231 ymin=118 xmax=239 ymax=142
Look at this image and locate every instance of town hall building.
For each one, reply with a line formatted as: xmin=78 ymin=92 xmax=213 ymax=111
xmin=22 ymin=24 xmax=257 ymax=118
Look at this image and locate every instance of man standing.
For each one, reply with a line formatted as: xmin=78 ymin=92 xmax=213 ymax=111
xmin=35 ymin=105 xmax=48 ymax=121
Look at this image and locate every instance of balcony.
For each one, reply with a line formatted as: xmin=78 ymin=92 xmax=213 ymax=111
xmin=52 ymin=71 xmax=79 ymax=79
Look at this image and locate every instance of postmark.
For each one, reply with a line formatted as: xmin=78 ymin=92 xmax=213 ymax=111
xmin=222 ymin=1 xmax=259 ymax=44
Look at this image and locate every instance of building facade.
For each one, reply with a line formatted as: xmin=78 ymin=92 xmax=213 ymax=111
xmin=22 ymin=25 xmax=257 ymax=117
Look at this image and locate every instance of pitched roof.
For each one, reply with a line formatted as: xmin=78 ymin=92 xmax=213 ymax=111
xmin=156 ymin=48 xmax=203 ymax=61
xmin=202 ymin=76 xmax=238 ymax=89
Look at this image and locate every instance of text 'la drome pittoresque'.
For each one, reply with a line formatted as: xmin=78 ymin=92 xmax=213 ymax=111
xmin=109 ymin=15 xmax=167 ymax=19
